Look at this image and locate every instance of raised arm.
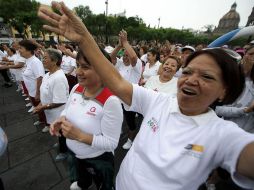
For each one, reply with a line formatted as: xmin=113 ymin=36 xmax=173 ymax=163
xmin=119 ymin=30 xmax=138 ymax=67
xmin=237 ymin=142 xmax=254 ymax=180
xmin=110 ymin=41 xmax=122 ymax=65
xmin=38 ymin=1 xmax=133 ymax=105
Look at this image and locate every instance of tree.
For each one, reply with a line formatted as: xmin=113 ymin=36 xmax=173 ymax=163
xmin=0 ymin=0 xmax=41 ymax=38
xmin=73 ymin=5 xmax=92 ymax=23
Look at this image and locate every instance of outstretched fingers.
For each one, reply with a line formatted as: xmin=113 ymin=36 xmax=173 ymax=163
xmin=57 ymin=2 xmax=77 ymax=22
xmin=38 ymin=7 xmax=61 ymax=26
xmin=43 ymin=25 xmax=62 ymax=35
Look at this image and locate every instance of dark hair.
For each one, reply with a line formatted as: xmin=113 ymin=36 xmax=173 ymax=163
xmin=65 ymin=44 xmax=74 ymax=52
xmin=245 ymin=45 xmax=254 ymax=82
xmin=148 ymin=48 xmax=159 ymax=61
xmin=76 ymin=46 xmax=111 ymax=65
xmin=9 ymin=47 xmax=16 ymax=54
xmin=140 ymin=45 xmax=148 ymax=54
xmin=184 ymin=48 xmax=245 ymax=105
xmin=45 ymin=48 xmax=62 ymax=66
xmin=19 ymin=40 xmax=37 ymax=54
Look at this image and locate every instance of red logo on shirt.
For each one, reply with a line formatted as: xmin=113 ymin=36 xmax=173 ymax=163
xmin=90 ymin=107 xmax=96 ymax=112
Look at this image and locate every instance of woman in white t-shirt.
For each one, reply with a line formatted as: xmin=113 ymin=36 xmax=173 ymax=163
xmin=19 ymin=39 xmax=46 ymax=125
xmin=33 ymin=48 xmax=69 ymax=160
xmin=141 ymin=48 xmax=161 ymax=85
xmin=110 ymin=30 xmax=143 ymax=150
xmin=59 ymin=44 xmax=77 ymax=91
xmin=145 ymin=56 xmax=180 ymax=95
xmin=50 ymin=48 xmax=123 ymax=190
xmin=39 ymin=4 xmax=254 ymax=190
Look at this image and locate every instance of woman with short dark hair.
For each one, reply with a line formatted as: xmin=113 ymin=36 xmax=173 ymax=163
xmin=19 ymin=39 xmax=46 ymax=126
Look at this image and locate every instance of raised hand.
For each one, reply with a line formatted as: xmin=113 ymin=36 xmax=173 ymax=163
xmin=119 ymin=29 xmax=128 ymax=45
xmin=38 ymin=1 xmax=87 ymax=44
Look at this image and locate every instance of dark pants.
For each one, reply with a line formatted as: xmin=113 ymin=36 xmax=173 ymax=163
xmin=65 ymin=74 xmax=77 ymax=92
xmin=122 ymin=106 xmax=137 ymax=131
xmin=0 ymin=178 xmax=4 ymax=190
xmin=30 ymin=96 xmax=46 ymax=123
xmin=77 ymin=152 xmax=114 ymax=190
xmin=59 ymin=130 xmax=68 ymax=153
xmin=0 ymin=69 xmax=10 ymax=83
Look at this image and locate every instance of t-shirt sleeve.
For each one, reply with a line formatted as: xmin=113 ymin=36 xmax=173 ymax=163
xmin=31 ymin=60 xmax=45 ymax=78
xmin=70 ymin=58 xmax=76 ymax=67
xmin=115 ymin=58 xmax=122 ymax=70
xmin=52 ymin=77 xmax=69 ymax=103
xmin=124 ymin=84 xmax=159 ymax=116
xmin=216 ymin=123 xmax=254 ymax=188
xmin=91 ymin=96 xmax=123 ymax=151
xmin=132 ymin=58 xmax=143 ymax=75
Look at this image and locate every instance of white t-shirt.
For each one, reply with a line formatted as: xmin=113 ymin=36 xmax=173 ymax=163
xmin=115 ymin=58 xmax=142 ymax=84
xmin=61 ymin=55 xmax=76 ymax=76
xmin=142 ymin=61 xmax=161 ymax=82
xmin=14 ymin=52 xmax=26 ymax=81
xmin=140 ymin=54 xmax=147 ymax=64
xmin=23 ymin=55 xmax=45 ymax=97
xmin=144 ymin=75 xmax=178 ymax=95
xmin=40 ymin=70 xmax=69 ymax=124
xmin=116 ymin=84 xmax=254 ymax=190
xmin=61 ymin=84 xmax=123 ymax=159
xmin=7 ymin=54 xmax=18 ymax=76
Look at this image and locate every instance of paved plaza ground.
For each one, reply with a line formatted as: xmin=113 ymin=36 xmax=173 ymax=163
xmin=0 ymin=79 xmax=130 ymax=190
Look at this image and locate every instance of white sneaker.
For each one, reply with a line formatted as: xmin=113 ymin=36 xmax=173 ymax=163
xmin=55 ymin=153 xmax=68 ymax=161
xmin=16 ymin=88 xmax=21 ymax=92
xmin=22 ymin=94 xmax=27 ymax=97
xmin=70 ymin=181 xmax=82 ymax=190
xmin=26 ymin=102 xmax=32 ymax=107
xmin=28 ymin=106 xmax=34 ymax=113
xmin=122 ymin=138 xmax=132 ymax=150
xmin=42 ymin=126 xmax=50 ymax=133
xmin=34 ymin=121 xmax=43 ymax=126
xmin=25 ymin=97 xmax=30 ymax=101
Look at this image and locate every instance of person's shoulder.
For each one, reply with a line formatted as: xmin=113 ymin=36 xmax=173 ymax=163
xmin=210 ymin=114 xmax=240 ymax=131
xmin=53 ymin=70 xmax=67 ymax=80
xmin=147 ymin=75 xmax=159 ymax=82
xmin=155 ymin=61 xmax=162 ymax=66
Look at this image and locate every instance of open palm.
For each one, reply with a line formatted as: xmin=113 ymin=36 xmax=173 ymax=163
xmin=38 ymin=1 xmax=87 ymax=43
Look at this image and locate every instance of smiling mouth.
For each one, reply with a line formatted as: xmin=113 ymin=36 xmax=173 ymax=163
xmin=182 ymin=88 xmax=197 ymax=96
xmin=78 ymin=77 xmax=86 ymax=81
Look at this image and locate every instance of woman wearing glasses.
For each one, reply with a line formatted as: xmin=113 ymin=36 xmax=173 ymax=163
xmin=215 ymin=45 xmax=254 ymax=133
xmin=38 ymin=2 xmax=254 ymax=190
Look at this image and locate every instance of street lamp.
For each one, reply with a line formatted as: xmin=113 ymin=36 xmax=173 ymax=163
xmin=105 ymin=0 xmax=108 ymax=17
xmin=105 ymin=0 xmax=109 ymax=44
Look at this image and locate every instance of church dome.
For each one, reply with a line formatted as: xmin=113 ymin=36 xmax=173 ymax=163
xmin=221 ymin=2 xmax=240 ymax=20
xmin=213 ymin=2 xmax=240 ymax=34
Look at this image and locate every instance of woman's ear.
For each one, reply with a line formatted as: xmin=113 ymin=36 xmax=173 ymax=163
xmin=218 ymin=88 xmax=227 ymax=103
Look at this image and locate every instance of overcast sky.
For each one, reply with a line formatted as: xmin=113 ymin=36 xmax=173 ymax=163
xmin=37 ymin=0 xmax=253 ymax=30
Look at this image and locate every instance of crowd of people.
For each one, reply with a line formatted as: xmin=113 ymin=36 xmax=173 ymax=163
xmin=0 ymin=2 xmax=254 ymax=190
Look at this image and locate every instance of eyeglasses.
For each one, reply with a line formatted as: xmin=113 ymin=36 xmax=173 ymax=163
xmin=203 ymin=47 xmax=242 ymax=64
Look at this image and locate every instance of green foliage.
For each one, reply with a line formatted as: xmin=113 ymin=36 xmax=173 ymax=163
xmin=0 ymin=0 xmax=41 ymax=38
xmin=72 ymin=5 xmax=215 ymax=45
